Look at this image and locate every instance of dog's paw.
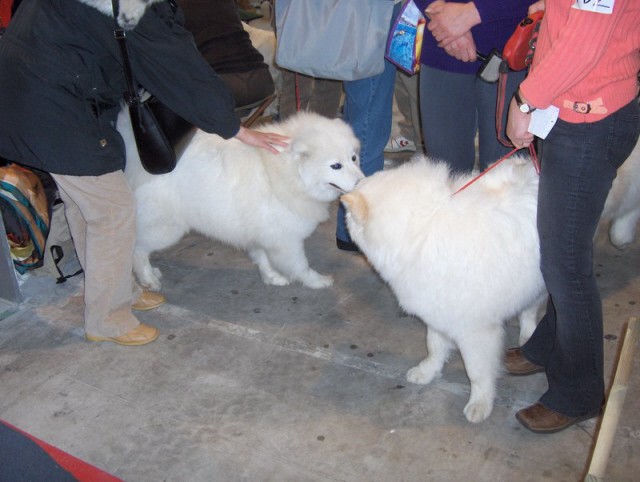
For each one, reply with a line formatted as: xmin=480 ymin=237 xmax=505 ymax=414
xmin=406 ymin=365 xmax=440 ymax=385
xmin=608 ymin=217 xmax=637 ymax=250
xmin=262 ymin=272 xmax=290 ymax=286
xmin=463 ymin=399 xmax=493 ymax=423
xmin=141 ymin=277 xmax=162 ymax=292
xmin=518 ymin=322 xmax=536 ymax=347
xmin=302 ymin=272 xmax=333 ymax=289
xmin=137 ymin=268 xmax=162 ymax=291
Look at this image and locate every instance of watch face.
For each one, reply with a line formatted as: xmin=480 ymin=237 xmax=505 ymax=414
xmin=514 ymin=90 xmax=532 ymax=113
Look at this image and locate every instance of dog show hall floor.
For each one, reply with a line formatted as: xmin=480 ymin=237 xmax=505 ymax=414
xmin=1 ymin=199 xmax=639 ymax=481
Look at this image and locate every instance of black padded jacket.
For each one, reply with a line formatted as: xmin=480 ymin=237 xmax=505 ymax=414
xmin=0 ymin=0 xmax=241 ymax=175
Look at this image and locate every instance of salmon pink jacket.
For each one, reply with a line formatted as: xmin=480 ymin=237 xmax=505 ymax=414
xmin=520 ymin=0 xmax=640 ymax=123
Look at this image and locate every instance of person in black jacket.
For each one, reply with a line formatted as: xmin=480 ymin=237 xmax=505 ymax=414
xmin=0 ymin=0 xmax=287 ymax=346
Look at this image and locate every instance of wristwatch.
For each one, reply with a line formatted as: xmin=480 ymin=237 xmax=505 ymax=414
xmin=514 ymin=90 xmax=536 ymax=114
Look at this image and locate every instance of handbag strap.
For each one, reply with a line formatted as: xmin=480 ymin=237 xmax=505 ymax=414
xmin=495 ymin=62 xmax=512 ymax=148
xmin=111 ymin=0 xmax=139 ymax=105
xmin=111 ymin=0 xmax=179 ymax=105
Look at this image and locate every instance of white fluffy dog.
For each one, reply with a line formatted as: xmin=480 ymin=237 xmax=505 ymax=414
xmin=341 ymin=148 xmax=640 ymax=423
xmin=120 ymin=111 xmax=364 ymax=290
xmin=342 ymin=156 xmax=544 ymax=423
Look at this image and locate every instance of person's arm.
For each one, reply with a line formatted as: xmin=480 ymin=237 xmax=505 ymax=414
xmin=442 ymin=31 xmax=477 ymax=62
xmin=126 ymin=3 xmax=288 ymax=153
xmin=234 ymin=127 xmax=288 ymax=155
xmin=126 ymin=3 xmax=240 ymax=138
xmin=519 ymin=3 xmax=626 ymax=110
xmin=424 ymin=0 xmax=531 ymax=48
xmin=425 ymin=1 xmax=481 ymax=48
xmin=506 ymin=89 xmax=535 ymax=149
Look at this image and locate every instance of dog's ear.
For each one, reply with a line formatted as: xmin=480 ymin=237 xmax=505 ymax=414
xmin=289 ymin=139 xmax=310 ymax=159
xmin=341 ymin=192 xmax=368 ymax=224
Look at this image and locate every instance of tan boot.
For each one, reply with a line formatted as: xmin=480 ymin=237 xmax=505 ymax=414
xmin=86 ymin=323 xmax=159 ymax=346
xmin=132 ymin=290 xmax=166 ymax=311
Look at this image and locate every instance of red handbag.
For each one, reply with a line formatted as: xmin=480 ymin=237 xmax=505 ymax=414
xmin=502 ymin=11 xmax=544 ymax=72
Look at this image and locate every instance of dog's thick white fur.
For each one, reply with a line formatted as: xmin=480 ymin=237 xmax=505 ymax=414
xmin=601 ymin=136 xmax=640 ymax=249
xmin=342 ymin=146 xmax=640 ymax=423
xmin=120 ymin=111 xmax=364 ymax=290
xmin=342 ymin=156 xmax=545 ymax=423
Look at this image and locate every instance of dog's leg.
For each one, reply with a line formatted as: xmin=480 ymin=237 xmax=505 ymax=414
xmin=133 ymin=247 xmax=163 ymax=291
xmin=263 ymin=242 xmax=333 ymax=289
xmin=249 ymin=248 xmax=290 ymax=286
xmin=517 ymin=293 xmax=547 ymax=346
xmin=457 ymin=323 xmax=504 ymax=423
xmin=406 ymin=328 xmax=452 ymax=385
xmin=132 ymin=188 xmax=188 ymax=290
xmin=608 ymin=209 xmax=640 ymax=249
xmin=133 ymin=227 xmax=185 ymax=290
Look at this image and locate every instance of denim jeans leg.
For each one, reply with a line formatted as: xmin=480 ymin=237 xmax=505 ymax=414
xmin=420 ymin=66 xmax=477 ymax=173
xmin=336 ymin=59 xmax=396 ymax=242
xmin=523 ymin=100 xmax=640 ymax=416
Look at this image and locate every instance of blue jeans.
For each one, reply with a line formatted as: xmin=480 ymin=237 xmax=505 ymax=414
xmin=523 ymin=99 xmax=640 ymax=417
xmin=419 ymin=65 xmax=526 ymax=173
xmin=335 ymin=49 xmax=397 ymax=243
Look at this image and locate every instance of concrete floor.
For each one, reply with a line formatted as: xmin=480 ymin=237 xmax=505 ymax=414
xmin=1 ymin=157 xmax=639 ymax=481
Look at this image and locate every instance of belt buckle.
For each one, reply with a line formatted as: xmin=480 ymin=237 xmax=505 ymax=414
xmin=573 ymin=101 xmax=591 ymax=114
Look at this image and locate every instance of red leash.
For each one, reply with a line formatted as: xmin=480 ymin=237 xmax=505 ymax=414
xmin=452 ymin=144 xmax=539 ymax=196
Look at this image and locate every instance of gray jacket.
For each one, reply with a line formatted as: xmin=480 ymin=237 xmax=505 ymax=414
xmin=0 ymin=0 xmax=241 ymax=175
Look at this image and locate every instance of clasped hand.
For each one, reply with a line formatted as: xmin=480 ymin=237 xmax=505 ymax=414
xmin=425 ymin=0 xmax=482 ymax=62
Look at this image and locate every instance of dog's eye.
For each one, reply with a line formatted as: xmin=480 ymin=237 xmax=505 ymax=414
xmin=352 ymin=155 xmax=357 ymax=162
xmin=331 ymin=163 xmax=342 ymax=170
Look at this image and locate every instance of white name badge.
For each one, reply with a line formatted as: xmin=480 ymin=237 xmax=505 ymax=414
xmin=572 ymin=0 xmax=615 ymax=14
xmin=528 ymin=105 xmax=560 ymax=140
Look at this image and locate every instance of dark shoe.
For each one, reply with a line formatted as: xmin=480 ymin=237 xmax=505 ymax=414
xmin=504 ymin=348 xmax=544 ymax=376
xmin=516 ymin=402 xmax=601 ymax=434
xmin=336 ymin=238 xmax=360 ymax=252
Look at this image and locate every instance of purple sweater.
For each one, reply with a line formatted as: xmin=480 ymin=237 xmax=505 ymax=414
xmin=412 ymin=0 xmax=533 ymax=74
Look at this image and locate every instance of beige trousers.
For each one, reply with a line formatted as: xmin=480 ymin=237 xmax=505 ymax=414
xmin=51 ymin=171 xmax=140 ymax=337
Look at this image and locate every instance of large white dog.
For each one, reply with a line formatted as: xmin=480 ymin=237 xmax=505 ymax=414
xmin=120 ymin=111 xmax=364 ymax=290
xmin=341 ymin=148 xmax=640 ymax=423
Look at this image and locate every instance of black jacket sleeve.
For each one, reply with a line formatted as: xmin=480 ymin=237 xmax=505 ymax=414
xmin=125 ymin=2 xmax=241 ymax=139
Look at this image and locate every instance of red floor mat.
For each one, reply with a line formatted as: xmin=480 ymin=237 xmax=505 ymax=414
xmin=0 ymin=419 xmax=123 ymax=482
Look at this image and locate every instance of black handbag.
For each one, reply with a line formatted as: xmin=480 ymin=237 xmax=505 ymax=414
xmin=111 ymin=0 xmax=196 ymax=174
